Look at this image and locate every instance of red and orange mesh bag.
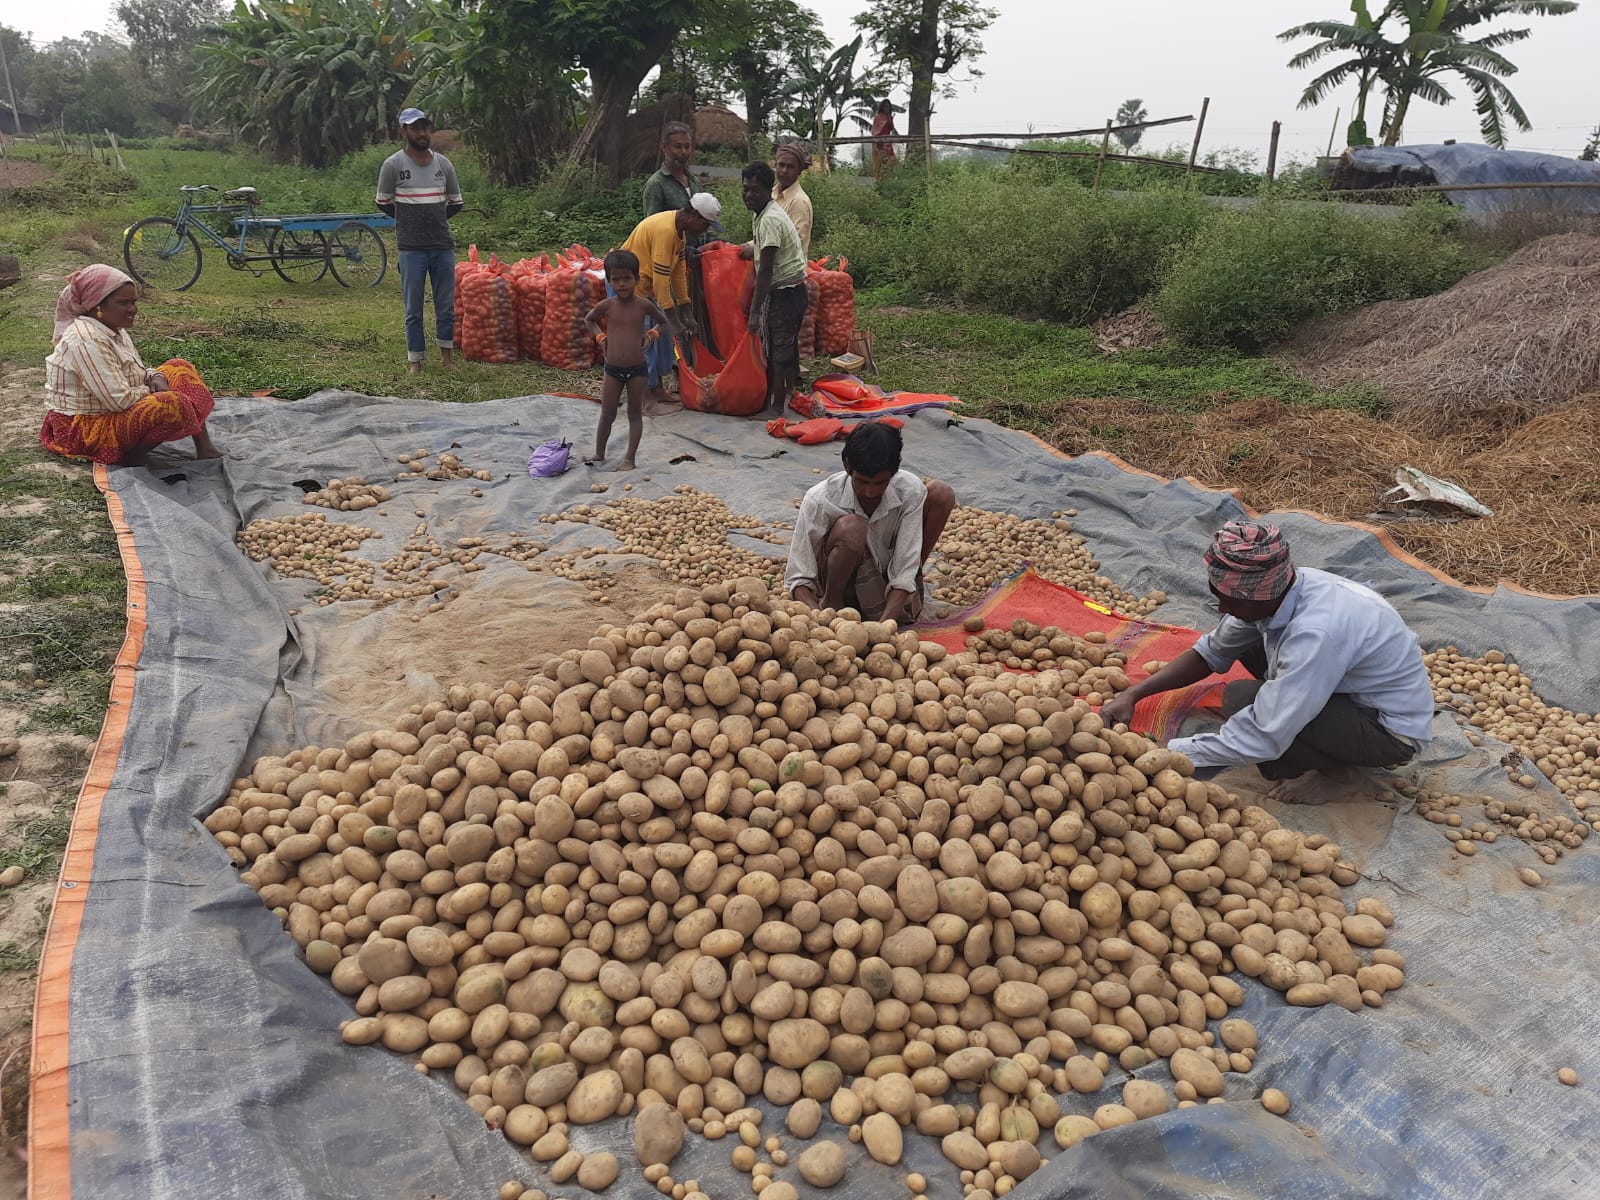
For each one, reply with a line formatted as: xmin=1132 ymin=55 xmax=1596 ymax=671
xmin=509 ymin=255 xmax=551 ymax=364
xmin=798 ymin=273 xmax=822 ymax=361
xmin=810 ymin=255 xmax=856 ymax=356
xmin=540 ymin=255 xmax=605 ymax=371
xmin=456 ymin=247 xmax=520 ymax=364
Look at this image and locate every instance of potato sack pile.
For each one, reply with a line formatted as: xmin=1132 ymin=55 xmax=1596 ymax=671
xmin=207 ymin=577 xmax=1401 ymax=1198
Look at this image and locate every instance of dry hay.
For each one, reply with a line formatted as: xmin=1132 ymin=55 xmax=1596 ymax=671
xmin=1281 ymin=233 xmax=1600 ymax=435
xmin=1042 ymin=395 xmax=1600 ymax=596
xmin=1092 ymin=306 xmax=1167 ymax=354
xmin=693 ymin=104 xmax=748 ymax=150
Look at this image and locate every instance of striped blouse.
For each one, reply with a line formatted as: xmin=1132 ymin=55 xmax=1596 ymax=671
xmin=45 ymin=316 xmax=157 ymax=416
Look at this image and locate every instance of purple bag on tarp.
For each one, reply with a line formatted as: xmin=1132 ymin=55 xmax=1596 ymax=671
xmin=528 ymin=438 xmax=573 ymax=478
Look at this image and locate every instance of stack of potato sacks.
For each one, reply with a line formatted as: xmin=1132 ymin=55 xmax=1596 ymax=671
xmin=210 ymin=580 xmax=1401 ymax=1193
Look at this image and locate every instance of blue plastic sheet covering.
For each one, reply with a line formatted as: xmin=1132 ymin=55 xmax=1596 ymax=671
xmin=37 ymin=391 xmax=1600 ymax=1199
xmin=1346 ymin=143 xmax=1600 ymax=219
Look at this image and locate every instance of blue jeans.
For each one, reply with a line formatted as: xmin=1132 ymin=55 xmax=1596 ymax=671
xmin=607 ymin=281 xmax=675 ymax=387
xmin=398 ymin=248 xmax=456 ymax=362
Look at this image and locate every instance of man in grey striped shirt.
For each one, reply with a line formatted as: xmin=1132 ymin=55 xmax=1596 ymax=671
xmin=377 ymin=107 xmax=464 ymax=373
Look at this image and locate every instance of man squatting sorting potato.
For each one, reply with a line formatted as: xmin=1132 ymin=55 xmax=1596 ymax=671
xmin=1101 ymin=520 xmax=1435 ymax=804
xmin=784 ymin=423 xmax=956 ymax=626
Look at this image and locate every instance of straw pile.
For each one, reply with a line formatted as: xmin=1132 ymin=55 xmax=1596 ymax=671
xmin=1041 ymin=395 xmax=1600 ymax=596
xmin=1092 ymin=306 xmax=1166 ymax=353
xmin=1281 ymin=233 xmax=1600 ymax=435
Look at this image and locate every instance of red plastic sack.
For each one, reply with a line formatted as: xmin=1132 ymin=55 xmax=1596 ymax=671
xmin=697 ymin=242 xmax=754 ymax=363
xmin=681 ymin=333 xmax=768 ymax=416
xmin=540 ymin=265 xmax=605 ymax=371
xmin=811 ymin=256 xmax=856 ymax=357
xmin=510 ymin=256 xmax=551 ymax=364
xmin=457 ymin=248 xmax=520 ymax=364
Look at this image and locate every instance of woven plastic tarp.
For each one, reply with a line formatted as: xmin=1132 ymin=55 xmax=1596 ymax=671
xmin=1344 ymin=143 xmax=1600 ymax=219
xmin=30 ymin=393 xmax=1600 ymax=1199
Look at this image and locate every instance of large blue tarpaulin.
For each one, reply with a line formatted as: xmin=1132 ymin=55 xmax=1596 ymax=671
xmin=1345 ymin=143 xmax=1600 ymax=219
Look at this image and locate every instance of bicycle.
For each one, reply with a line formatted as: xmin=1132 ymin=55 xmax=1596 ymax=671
xmin=122 ymin=185 xmax=391 ymax=292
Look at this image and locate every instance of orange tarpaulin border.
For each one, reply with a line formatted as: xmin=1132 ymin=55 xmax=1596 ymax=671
xmin=27 ymin=464 xmax=145 ymax=1200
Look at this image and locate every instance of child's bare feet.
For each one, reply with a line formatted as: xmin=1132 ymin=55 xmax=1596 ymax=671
xmin=584 ymin=456 xmax=605 ymax=467
xmin=612 ymin=458 xmax=635 ymax=472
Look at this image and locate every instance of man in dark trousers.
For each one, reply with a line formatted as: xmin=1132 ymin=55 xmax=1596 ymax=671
xmin=1102 ymin=520 xmax=1434 ymax=802
xmin=376 ymin=106 xmax=464 ymax=374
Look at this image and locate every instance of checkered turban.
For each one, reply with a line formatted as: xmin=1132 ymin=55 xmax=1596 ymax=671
xmin=1204 ymin=520 xmax=1296 ymax=602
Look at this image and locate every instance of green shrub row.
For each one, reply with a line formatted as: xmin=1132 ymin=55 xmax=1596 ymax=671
xmin=800 ymin=160 xmax=1490 ymax=350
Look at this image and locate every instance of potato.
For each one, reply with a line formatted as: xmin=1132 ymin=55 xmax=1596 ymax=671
xmin=798 ymin=1140 xmax=847 ymax=1187
xmin=216 ymin=576 xmax=1405 ymax=1188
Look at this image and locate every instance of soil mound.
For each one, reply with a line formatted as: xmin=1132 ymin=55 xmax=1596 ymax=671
xmin=1281 ymin=233 xmax=1600 ymax=435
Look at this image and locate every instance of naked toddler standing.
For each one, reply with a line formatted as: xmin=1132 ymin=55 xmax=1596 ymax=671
xmin=583 ymin=249 xmax=670 ymax=471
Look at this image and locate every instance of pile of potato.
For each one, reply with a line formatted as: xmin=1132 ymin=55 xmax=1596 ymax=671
xmin=396 ymin=447 xmax=495 ymax=483
xmin=542 ymin=488 xmax=789 ymax=589
xmin=303 ymin=477 xmax=391 ymax=511
xmin=235 ymin=514 xmax=380 ymax=604
xmin=961 ymin=619 xmax=1131 ymax=697
xmin=1426 ymin=647 xmax=1600 ymax=835
xmin=210 ymin=579 xmax=1400 ymax=1197
xmin=927 ymin=507 xmax=1164 ymax=617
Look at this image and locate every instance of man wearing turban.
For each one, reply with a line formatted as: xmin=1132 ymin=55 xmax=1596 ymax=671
xmin=1101 ymin=520 xmax=1434 ymax=802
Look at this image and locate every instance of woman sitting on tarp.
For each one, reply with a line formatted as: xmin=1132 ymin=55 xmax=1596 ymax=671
xmin=41 ymin=265 xmax=221 ymax=467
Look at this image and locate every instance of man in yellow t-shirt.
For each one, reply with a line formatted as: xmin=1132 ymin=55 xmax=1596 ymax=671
xmin=619 ymin=193 xmax=723 ymax=400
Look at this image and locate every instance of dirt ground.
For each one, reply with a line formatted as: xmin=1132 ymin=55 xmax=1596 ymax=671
xmin=0 ymin=158 xmax=53 ymax=189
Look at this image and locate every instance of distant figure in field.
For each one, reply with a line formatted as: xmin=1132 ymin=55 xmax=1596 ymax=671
xmin=871 ymin=100 xmax=899 ymax=179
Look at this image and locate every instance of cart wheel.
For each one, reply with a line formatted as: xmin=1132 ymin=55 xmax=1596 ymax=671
xmin=329 ymin=221 xmax=387 ymax=288
xmin=123 ymin=217 xmax=202 ymax=292
xmin=268 ymin=229 xmax=330 ymax=284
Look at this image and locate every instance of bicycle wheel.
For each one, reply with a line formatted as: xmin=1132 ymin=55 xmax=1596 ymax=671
xmin=268 ymin=228 xmax=329 ymax=284
xmin=123 ymin=217 xmax=202 ymax=291
xmin=328 ymin=221 xmax=387 ymax=288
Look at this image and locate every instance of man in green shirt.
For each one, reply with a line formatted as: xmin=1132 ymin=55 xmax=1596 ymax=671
xmin=641 ymin=122 xmax=698 ymax=228
xmin=739 ymin=160 xmax=809 ymax=415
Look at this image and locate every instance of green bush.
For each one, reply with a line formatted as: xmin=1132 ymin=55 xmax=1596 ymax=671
xmin=899 ymin=167 xmax=1214 ymax=322
xmin=1154 ymin=201 xmax=1489 ymax=351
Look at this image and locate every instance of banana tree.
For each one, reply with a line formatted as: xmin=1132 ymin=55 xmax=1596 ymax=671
xmin=1280 ymin=0 xmax=1392 ymax=148
xmin=1379 ymin=0 xmax=1576 ymax=146
xmin=780 ymin=36 xmax=881 ymax=169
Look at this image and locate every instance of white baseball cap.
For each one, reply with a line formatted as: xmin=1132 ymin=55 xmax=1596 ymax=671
xmin=689 ymin=192 xmax=723 ymax=231
xmin=399 ymin=107 xmax=430 ymax=127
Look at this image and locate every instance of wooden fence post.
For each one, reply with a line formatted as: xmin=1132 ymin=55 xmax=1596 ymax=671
xmin=1265 ymin=121 xmax=1281 ymax=185
xmin=1093 ymin=119 xmax=1113 ymax=192
xmin=1185 ymin=97 xmax=1210 ymax=188
xmin=105 ymin=129 xmax=126 ymax=171
xmin=923 ymin=123 xmax=933 ymax=183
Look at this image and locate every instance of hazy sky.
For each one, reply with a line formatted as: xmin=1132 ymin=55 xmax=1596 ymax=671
xmin=16 ymin=0 xmax=1599 ymax=160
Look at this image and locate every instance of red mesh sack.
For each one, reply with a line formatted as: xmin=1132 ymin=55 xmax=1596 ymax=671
xmin=540 ymin=265 xmax=604 ymax=371
xmin=798 ymin=273 xmax=821 ymax=361
xmin=813 ymin=256 xmax=855 ymax=356
xmin=457 ymin=251 xmax=520 ymax=364
xmin=510 ymin=256 xmax=551 ymax=363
